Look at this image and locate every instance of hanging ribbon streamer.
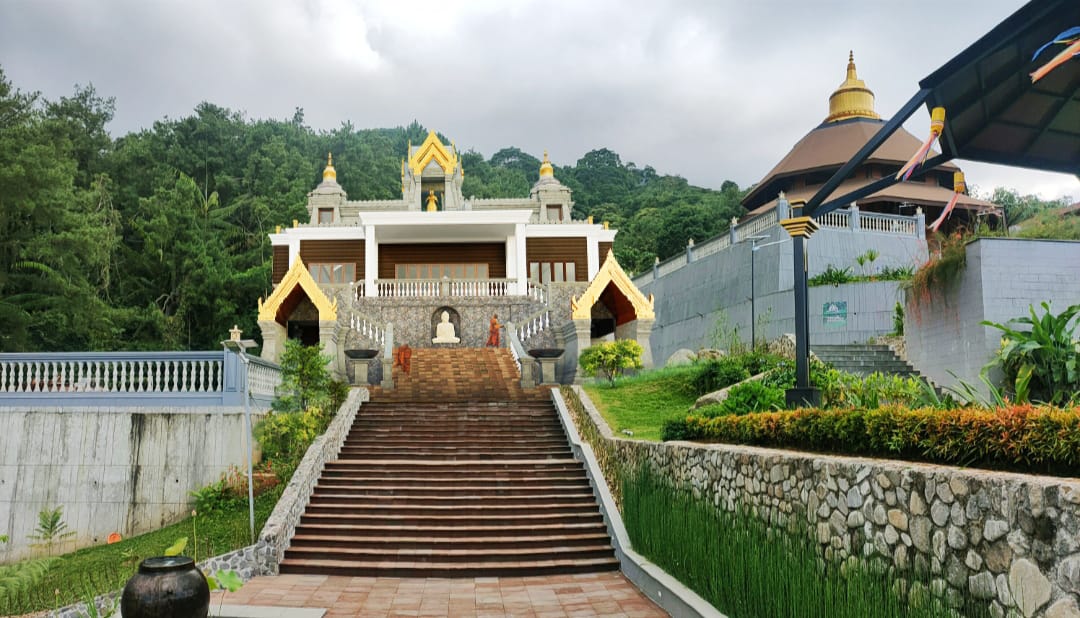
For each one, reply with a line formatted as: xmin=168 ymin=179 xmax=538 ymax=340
xmin=896 ymin=107 xmax=945 ymax=181
xmin=1030 ymin=27 xmax=1080 ymax=84
xmin=930 ymin=171 xmax=965 ymax=233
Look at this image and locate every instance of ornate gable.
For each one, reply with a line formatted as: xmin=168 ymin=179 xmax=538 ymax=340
xmin=571 ymin=250 xmax=655 ymax=321
xmin=258 ymin=256 xmax=338 ymax=324
xmin=409 ymin=131 xmax=458 ymax=176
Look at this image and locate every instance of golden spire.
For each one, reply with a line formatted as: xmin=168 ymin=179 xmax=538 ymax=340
xmin=539 ymin=151 xmax=554 ymax=178
xmin=322 ymin=152 xmax=337 ymax=182
xmin=825 ymin=51 xmax=881 ymax=123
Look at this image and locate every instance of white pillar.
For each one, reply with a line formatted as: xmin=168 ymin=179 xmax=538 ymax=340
xmin=586 ymin=233 xmax=600 ymax=280
xmin=364 ymin=225 xmax=377 ymax=297
xmin=288 ymin=237 xmax=300 ymax=267
xmin=514 ymin=224 xmax=528 ymax=295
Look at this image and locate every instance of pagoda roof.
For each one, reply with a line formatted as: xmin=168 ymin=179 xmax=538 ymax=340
xmin=745 ymin=177 xmax=997 ymax=218
xmin=742 ymin=118 xmax=959 ymax=212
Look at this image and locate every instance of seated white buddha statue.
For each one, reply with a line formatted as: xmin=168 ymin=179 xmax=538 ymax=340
xmin=432 ymin=311 xmax=460 ymax=343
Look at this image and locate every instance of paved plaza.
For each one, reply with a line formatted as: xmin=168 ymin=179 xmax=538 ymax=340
xmin=212 ymin=572 xmax=666 ymax=617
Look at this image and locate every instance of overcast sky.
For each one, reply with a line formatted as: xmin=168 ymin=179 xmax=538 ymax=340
xmin=1 ymin=0 xmax=1076 ymax=201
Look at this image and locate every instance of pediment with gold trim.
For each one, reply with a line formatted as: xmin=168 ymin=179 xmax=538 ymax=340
xmin=409 ymin=131 xmax=458 ymax=177
xmin=571 ymin=250 xmax=655 ymax=322
xmin=258 ymin=257 xmax=338 ymax=324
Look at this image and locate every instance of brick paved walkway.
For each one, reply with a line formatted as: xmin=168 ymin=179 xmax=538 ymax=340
xmin=211 ymin=572 xmax=667 ymax=617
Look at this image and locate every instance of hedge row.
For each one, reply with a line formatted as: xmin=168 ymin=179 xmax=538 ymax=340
xmin=663 ymin=404 xmax=1080 ymax=475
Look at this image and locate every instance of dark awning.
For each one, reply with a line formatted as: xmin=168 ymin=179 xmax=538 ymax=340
xmin=920 ymin=0 xmax=1080 ymax=174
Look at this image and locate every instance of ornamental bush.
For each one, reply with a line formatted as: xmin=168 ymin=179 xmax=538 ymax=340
xmin=580 ymin=339 xmax=644 ymax=385
xmin=661 ymin=403 xmax=1080 ymax=475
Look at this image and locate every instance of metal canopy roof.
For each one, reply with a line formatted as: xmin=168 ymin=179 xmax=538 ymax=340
xmin=804 ymin=0 xmax=1079 ymax=218
xmin=920 ymin=0 xmax=1080 ymax=175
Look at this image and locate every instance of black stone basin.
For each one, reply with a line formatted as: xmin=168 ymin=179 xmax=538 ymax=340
xmin=345 ymin=349 xmax=379 ymax=359
xmin=529 ymin=348 xmax=564 ymax=359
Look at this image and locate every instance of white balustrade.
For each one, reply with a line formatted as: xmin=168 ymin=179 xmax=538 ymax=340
xmin=247 ymin=359 xmax=282 ymax=400
xmin=373 ymin=279 xmax=512 ymax=298
xmin=348 ymin=314 xmax=386 ymax=348
xmin=518 ymin=310 xmax=551 ymax=344
xmin=815 ymin=210 xmax=849 ymax=229
xmin=736 ymin=213 xmax=777 ymax=240
xmin=0 ymin=355 xmax=224 ymax=394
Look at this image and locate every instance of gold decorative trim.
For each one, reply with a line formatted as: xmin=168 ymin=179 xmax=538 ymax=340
xmin=257 ymin=256 xmax=338 ymax=323
xmin=408 ymin=131 xmax=458 ymax=177
xmin=779 ymin=216 xmax=820 ymax=239
xmin=571 ymin=250 xmax=655 ymax=321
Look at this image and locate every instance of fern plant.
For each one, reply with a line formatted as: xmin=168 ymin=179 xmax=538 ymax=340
xmin=0 ymin=558 xmax=58 ymax=602
xmin=28 ymin=507 xmax=75 ymax=550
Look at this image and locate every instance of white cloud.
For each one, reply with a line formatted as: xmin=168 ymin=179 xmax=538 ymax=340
xmin=1 ymin=0 xmax=1076 ymax=200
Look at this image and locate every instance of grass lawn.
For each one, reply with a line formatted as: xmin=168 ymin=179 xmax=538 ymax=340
xmin=582 ymin=364 xmax=700 ymax=441
xmin=0 ymin=486 xmax=282 ymax=615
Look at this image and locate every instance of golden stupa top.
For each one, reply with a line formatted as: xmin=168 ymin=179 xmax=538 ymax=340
xmin=408 ymin=131 xmax=459 ymax=176
xmin=825 ymin=51 xmax=881 ymax=123
xmin=322 ymin=152 xmax=337 ymax=182
xmin=539 ymin=151 xmax=554 ymax=178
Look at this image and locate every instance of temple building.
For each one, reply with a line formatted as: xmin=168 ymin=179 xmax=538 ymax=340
xmin=255 ymin=132 xmax=655 ymax=385
xmin=741 ymin=53 xmax=998 ymax=227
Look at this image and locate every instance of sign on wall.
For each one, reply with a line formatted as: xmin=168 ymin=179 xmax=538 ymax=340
xmin=823 ymin=301 xmax=847 ymax=328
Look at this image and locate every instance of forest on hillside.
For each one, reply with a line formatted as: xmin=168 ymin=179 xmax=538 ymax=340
xmin=0 ymin=67 xmax=1067 ymax=352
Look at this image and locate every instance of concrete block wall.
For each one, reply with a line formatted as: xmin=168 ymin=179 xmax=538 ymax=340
xmin=637 ymin=221 xmax=920 ymax=364
xmin=905 ymin=238 xmax=1080 ymax=396
xmin=0 ymin=408 xmax=262 ymax=563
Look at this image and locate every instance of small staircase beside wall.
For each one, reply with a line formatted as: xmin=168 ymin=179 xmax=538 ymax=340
xmin=811 ymin=343 xmax=920 ymax=378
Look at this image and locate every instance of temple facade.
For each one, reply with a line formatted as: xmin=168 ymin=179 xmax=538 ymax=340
xmin=256 ymin=132 xmax=654 ymax=384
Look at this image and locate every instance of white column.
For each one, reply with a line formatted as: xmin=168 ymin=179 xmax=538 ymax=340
xmin=515 ymin=224 xmax=528 ymax=295
xmin=288 ymin=237 xmax=300 ymax=267
xmin=586 ymin=232 xmax=600 ymax=280
xmin=364 ymin=225 xmax=377 ymax=297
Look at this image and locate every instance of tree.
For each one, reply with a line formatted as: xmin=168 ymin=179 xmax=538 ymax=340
xmin=579 ymin=340 xmax=644 ymax=385
xmin=274 ymin=339 xmax=333 ymax=412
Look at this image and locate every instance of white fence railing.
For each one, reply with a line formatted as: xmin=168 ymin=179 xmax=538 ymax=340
xmin=0 ymin=351 xmax=281 ymax=407
xmin=0 ymin=354 xmax=224 ymax=394
xmin=373 ymin=278 xmax=512 ymax=298
xmin=518 ymin=310 xmax=551 ymax=344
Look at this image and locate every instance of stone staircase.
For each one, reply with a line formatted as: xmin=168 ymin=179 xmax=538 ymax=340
xmin=278 ymin=397 xmax=618 ymax=578
xmin=811 ymin=343 xmax=920 ymax=378
xmin=369 ymin=347 xmax=548 ymax=402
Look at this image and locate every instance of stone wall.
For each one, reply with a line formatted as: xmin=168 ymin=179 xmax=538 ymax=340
xmin=905 ymin=238 xmax=1080 ymax=397
xmin=567 ymin=386 xmax=1080 ymax=618
xmin=0 ymin=407 xmax=264 ymax=564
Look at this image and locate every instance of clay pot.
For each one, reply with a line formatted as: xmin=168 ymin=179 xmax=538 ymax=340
xmin=121 ymin=556 xmax=209 ymax=618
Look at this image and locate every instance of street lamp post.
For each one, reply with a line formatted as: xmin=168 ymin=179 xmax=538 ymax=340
xmin=222 ymin=326 xmax=258 ymax=544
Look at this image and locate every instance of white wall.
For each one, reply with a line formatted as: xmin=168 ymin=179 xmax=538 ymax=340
xmin=0 ymin=408 xmax=261 ymax=563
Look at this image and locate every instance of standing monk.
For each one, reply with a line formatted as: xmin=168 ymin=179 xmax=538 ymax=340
xmin=486 ymin=314 xmax=502 ymax=347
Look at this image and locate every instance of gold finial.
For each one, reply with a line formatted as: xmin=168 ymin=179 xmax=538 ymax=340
xmin=825 ymin=50 xmax=881 ymax=123
xmin=603 ymin=221 xmax=610 ymax=230
xmin=322 ymin=152 xmax=337 ymax=182
xmin=587 ymin=215 xmax=594 ymax=224
xmin=292 ymin=219 xmax=298 ymax=228
xmin=426 ymin=190 xmax=438 ymax=212
xmin=275 ymin=225 xmax=281 ymax=234
xmin=539 ymin=150 xmax=554 ymax=178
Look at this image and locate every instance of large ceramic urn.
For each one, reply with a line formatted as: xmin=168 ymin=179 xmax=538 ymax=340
xmin=121 ymin=556 xmax=210 ymax=618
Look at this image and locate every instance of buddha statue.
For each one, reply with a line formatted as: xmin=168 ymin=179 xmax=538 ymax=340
xmin=426 ymin=190 xmax=438 ymax=212
xmin=432 ymin=311 xmax=459 ymax=343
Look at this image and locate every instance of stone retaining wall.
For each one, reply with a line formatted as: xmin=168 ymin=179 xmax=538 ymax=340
xmin=566 ymin=386 xmax=1080 ymax=618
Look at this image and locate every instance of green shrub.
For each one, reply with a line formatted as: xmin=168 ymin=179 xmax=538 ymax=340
xmin=983 ymin=301 xmax=1080 ymax=405
xmin=808 ymin=264 xmax=854 ymax=287
xmin=660 ymin=417 xmax=703 ymax=441
xmin=891 ymin=302 xmax=904 ymax=336
xmin=738 ymin=350 xmax=783 ymax=375
xmin=190 ymin=477 xmax=241 ymax=515
xmin=879 ymin=265 xmax=915 ymax=281
xmin=693 ymin=357 xmax=749 ymax=395
xmin=672 ymin=403 xmax=1080 ymax=475
xmin=253 ymin=405 xmax=328 ymax=481
xmin=579 ymin=339 xmax=644 ymax=385
xmin=720 ymin=380 xmax=785 ymax=414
